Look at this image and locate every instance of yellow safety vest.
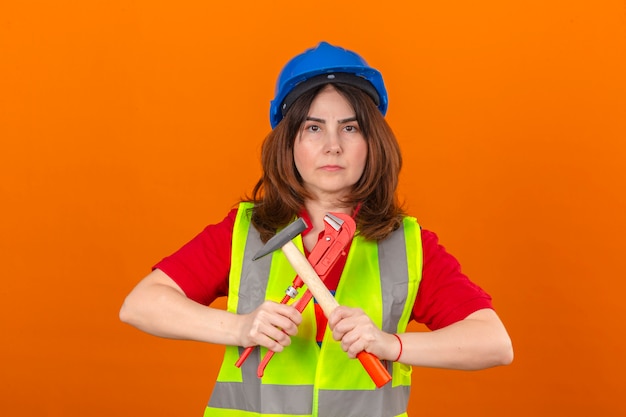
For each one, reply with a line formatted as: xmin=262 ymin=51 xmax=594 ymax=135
xmin=205 ymin=202 xmax=422 ymax=417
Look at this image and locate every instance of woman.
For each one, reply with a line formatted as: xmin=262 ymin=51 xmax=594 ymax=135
xmin=120 ymin=41 xmax=513 ymax=417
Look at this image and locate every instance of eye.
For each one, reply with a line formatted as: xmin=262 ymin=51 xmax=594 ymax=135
xmin=343 ymin=124 xmax=360 ymax=133
xmin=304 ymin=123 xmax=321 ymax=133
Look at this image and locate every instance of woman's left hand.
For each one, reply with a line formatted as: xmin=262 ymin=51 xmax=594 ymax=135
xmin=328 ymin=306 xmax=400 ymax=361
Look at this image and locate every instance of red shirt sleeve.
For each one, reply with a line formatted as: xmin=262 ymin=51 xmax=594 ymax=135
xmin=153 ymin=209 xmax=237 ymax=305
xmin=413 ymin=229 xmax=493 ymax=330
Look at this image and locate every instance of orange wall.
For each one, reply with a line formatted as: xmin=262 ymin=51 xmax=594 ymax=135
xmin=1 ymin=1 xmax=625 ymax=416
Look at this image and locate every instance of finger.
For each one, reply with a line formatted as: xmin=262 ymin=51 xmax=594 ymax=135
xmin=255 ymin=332 xmax=288 ymax=352
xmin=335 ymin=321 xmax=380 ymax=356
xmin=261 ymin=302 xmax=302 ymax=326
xmin=328 ymin=305 xmax=356 ymax=329
xmin=338 ymin=332 xmax=368 ymax=359
xmin=261 ymin=323 xmax=292 ymax=347
xmin=271 ymin=311 xmax=301 ymax=336
xmin=249 ymin=319 xmax=293 ymax=351
xmin=277 ymin=304 xmax=303 ymax=328
xmin=257 ymin=302 xmax=301 ymax=327
xmin=330 ymin=309 xmax=364 ymax=339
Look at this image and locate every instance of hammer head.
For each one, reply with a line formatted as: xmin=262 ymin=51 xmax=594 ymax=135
xmin=252 ymin=217 xmax=308 ymax=260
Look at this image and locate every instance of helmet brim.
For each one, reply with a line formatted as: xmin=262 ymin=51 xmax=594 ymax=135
xmin=279 ymin=72 xmax=381 ymax=120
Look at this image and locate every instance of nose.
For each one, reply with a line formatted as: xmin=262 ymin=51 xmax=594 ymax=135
xmin=324 ymin=131 xmax=342 ymax=154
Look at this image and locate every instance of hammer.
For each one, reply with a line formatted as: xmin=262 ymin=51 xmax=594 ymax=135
xmin=253 ymin=217 xmax=393 ymax=388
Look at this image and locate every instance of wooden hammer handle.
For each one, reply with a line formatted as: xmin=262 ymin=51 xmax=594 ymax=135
xmin=281 ymin=242 xmax=392 ymax=388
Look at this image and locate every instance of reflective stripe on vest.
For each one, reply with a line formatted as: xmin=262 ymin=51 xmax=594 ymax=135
xmin=205 ymin=203 xmax=422 ymax=417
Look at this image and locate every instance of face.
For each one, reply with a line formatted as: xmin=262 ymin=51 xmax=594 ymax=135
xmin=293 ymin=85 xmax=368 ymax=203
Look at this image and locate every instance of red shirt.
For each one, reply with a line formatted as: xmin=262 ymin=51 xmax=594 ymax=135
xmin=154 ymin=209 xmax=493 ymax=331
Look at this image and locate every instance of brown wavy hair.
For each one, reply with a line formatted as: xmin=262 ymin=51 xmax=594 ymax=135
xmin=246 ymin=83 xmax=405 ymax=242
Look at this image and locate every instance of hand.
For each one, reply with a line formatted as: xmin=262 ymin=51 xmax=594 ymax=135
xmin=239 ymin=301 xmax=302 ymax=353
xmin=328 ymin=306 xmax=398 ymax=360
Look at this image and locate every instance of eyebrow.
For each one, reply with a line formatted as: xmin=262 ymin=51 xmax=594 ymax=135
xmin=305 ymin=116 xmax=358 ymax=124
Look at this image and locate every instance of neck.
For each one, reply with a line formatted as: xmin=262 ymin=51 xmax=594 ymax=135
xmin=305 ymin=199 xmax=352 ymax=222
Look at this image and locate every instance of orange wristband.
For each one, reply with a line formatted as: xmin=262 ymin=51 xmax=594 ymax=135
xmin=393 ymin=334 xmax=403 ymax=362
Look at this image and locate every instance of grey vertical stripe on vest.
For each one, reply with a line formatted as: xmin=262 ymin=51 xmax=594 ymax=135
xmin=236 ymin=345 xmax=261 ymax=383
xmin=209 ymin=382 xmax=314 ymax=415
xmin=378 ymin=223 xmax=409 ymax=334
xmin=236 ymin=218 xmax=272 ymax=383
xmin=238 ymin=221 xmax=271 ymax=315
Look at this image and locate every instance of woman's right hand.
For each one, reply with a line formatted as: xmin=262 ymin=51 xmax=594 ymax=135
xmin=239 ymin=301 xmax=302 ymax=352
xmin=121 ymin=269 xmax=301 ymax=349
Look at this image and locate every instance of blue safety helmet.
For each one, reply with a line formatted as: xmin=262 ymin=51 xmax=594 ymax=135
xmin=269 ymin=41 xmax=388 ymax=128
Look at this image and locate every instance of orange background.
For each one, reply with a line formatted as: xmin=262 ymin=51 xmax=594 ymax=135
xmin=1 ymin=1 xmax=625 ymax=416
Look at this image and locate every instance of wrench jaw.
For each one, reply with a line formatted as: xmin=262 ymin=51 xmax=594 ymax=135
xmin=323 ymin=212 xmax=344 ymax=231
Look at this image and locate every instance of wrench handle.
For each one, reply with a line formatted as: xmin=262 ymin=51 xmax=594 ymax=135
xmin=356 ymin=351 xmax=392 ymax=388
xmin=235 ymin=346 xmax=254 ymax=368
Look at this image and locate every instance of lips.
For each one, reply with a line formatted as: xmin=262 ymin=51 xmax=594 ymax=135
xmin=320 ymin=165 xmax=343 ymax=171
